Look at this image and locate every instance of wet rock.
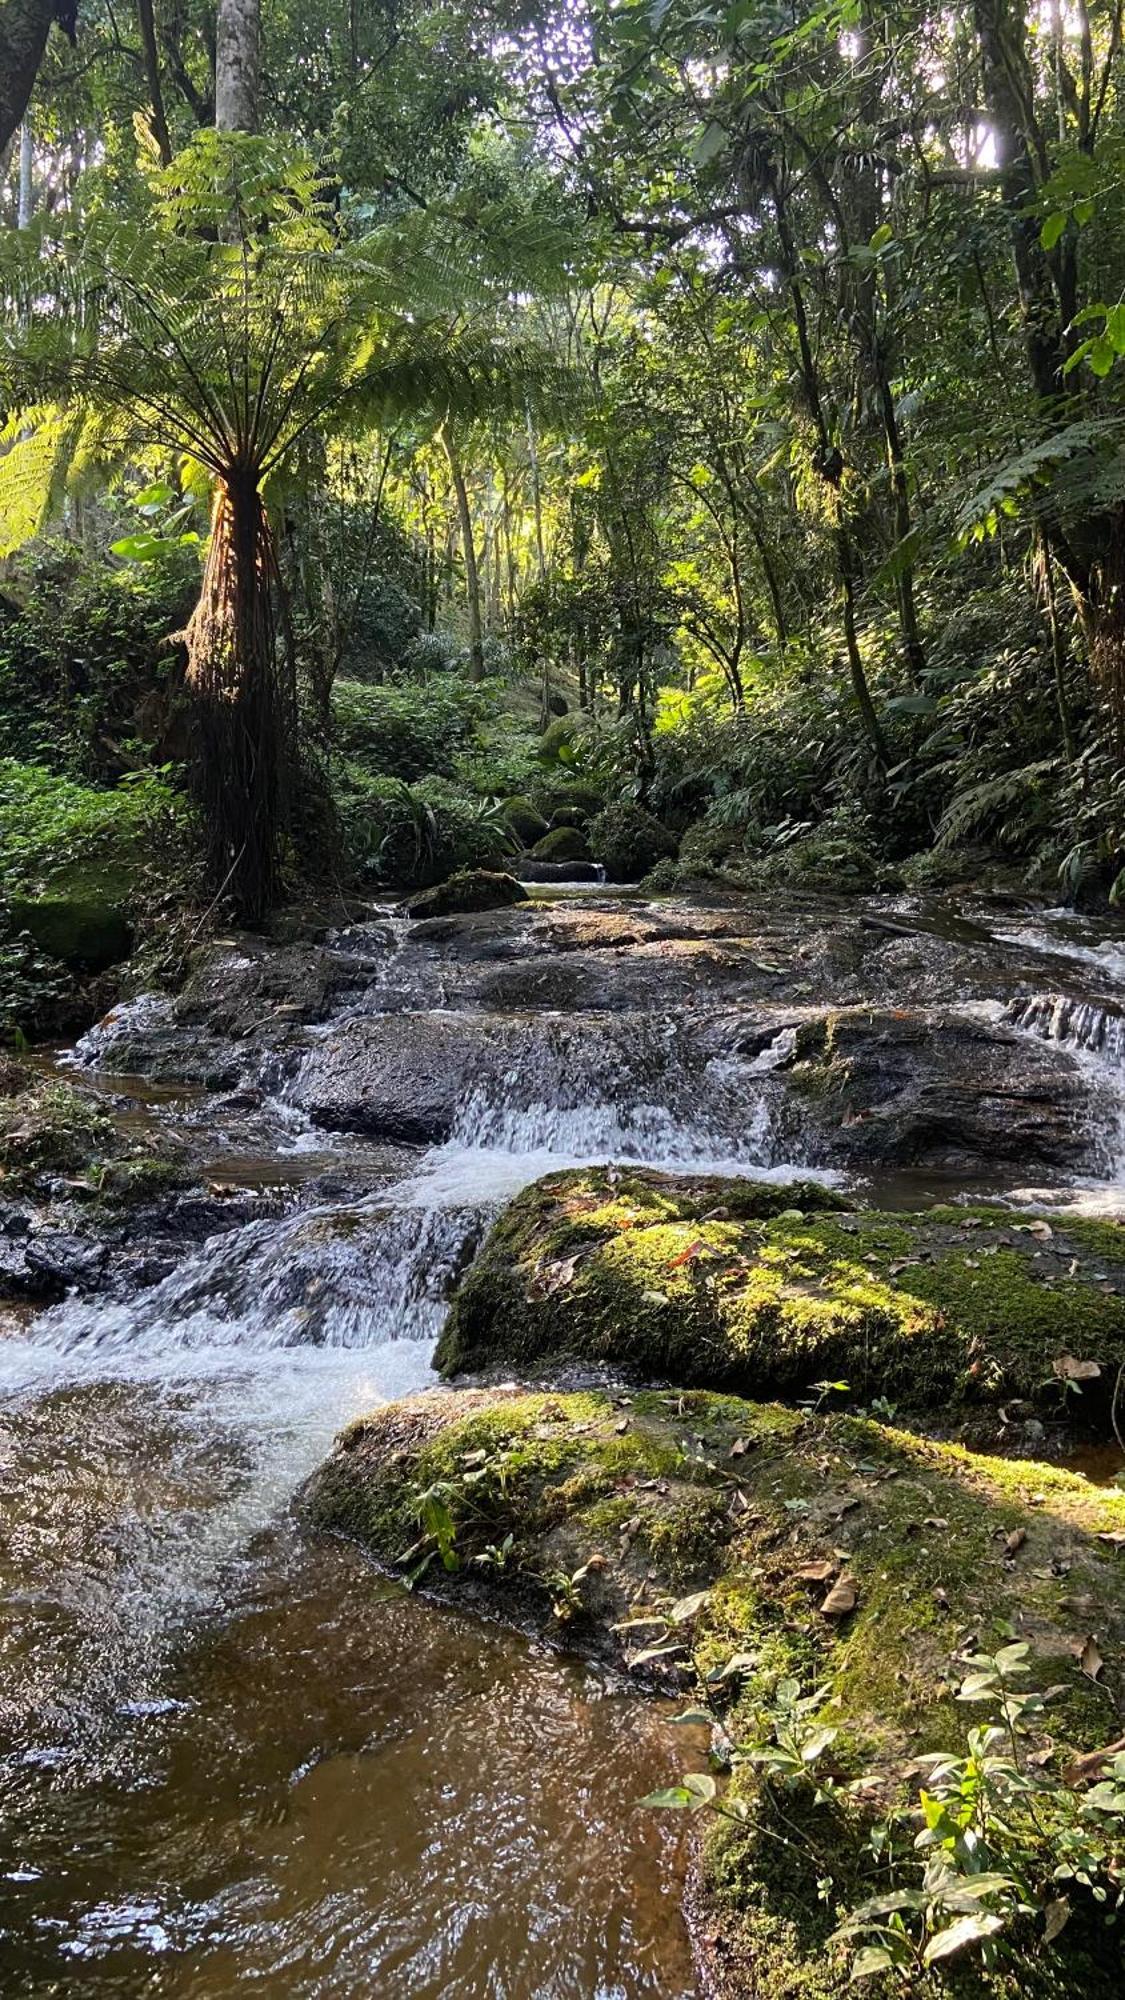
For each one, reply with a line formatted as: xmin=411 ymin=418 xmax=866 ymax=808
xmin=24 ymin=1232 xmax=109 ymax=1291
xmin=517 ymin=859 xmax=603 ymax=882
xmin=772 ymin=1006 xmax=1091 ymax=1171
xmin=288 ymin=1012 xmax=497 ymax=1141
xmin=401 ymin=870 xmax=529 ymax=919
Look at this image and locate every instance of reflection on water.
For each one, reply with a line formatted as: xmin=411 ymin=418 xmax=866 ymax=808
xmin=0 ymin=1364 xmax=700 ymax=1999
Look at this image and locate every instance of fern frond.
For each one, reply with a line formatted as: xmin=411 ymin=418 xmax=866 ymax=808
xmin=955 ymin=418 xmax=1124 ymax=541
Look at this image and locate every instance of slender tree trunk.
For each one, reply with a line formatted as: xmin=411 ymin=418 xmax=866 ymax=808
xmin=16 ymin=120 xmax=32 ymax=226
xmin=774 ymin=186 xmax=887 ymax=763
xmin=136 ymin=0 xmax=173 ymax=163
xmin=215 ymin=0 xmax=259 ymax=133
xmin=441 ymin=421 xmax=484 ymax=681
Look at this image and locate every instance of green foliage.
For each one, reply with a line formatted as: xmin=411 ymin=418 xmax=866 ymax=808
xmin=331 ymin=677 xmax=488 ymax=783
xmin=0 ymin=545 xmax=196 ymax=778
xmin=832 ymin=1645 xmax=1125 ymax=1983
xmin=334 ymin=766 xmax=519 ymax=886
xmin=0 ymin=760 xmax=184 ymax=900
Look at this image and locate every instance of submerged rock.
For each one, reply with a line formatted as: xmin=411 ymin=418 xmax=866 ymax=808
xmin=304 ymin=1384 xmax=1125 ymax=1998
xmin=437 ymin=1168 xmax=1125 ymax=1433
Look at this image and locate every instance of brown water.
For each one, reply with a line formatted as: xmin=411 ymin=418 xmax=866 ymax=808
xmin=0 ymin=1360 xmax=702 ymax=2000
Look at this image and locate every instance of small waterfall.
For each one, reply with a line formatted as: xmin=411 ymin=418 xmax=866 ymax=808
xmin=1005 ymin=991 xmax=1125 ymax=1177
xmin=1006 ymin=991 xmax=1125 ymax=1066
xmin=28 ymin=1197 xmax=485 ymax=1360
xmin=439 ymin=1012 xmax=789 ymax=1168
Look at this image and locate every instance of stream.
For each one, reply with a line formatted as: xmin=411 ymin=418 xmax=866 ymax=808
xmin=2 ymin=885 xmax=1125 ymax=1996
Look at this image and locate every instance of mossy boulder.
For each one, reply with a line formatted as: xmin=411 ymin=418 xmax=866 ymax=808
xmin=588 ymin=804 xmax=677 ymax=882
xmin=501 ymin=797 xmax=550 ymax=846
xmin=528 ymin=826 xmax=593 ymax=866
xmin=401 ymin=869 xmax=529 ymax=919
xmin=10 ymin=895 xmax=133 ymax=971
xmin=305 ymin=1384 xmax=1125 ymax=1998
xmin=437 ymin=1169 xmax=1125 ymax=1435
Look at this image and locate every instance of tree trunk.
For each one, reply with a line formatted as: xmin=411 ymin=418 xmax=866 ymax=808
xmin=215 ymin=0 xmax=259 ymax=133
xmin=136 ymin=0 xmax=173 ymax=163
xmin=441 ymin=421 xmax=484 ymax=681
xmin=0 ymin=0 xmax=56 ymax=158
xmin=185 ymin=476 xmax=289 ymax=921
xmin=17 ymin=120 xmax=33 ymax=226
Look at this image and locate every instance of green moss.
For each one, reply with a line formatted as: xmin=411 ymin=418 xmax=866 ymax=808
xmin=306 ymin=1382 xmax=1125 ymax=1996
xmin=528 ymin=825 xmax=592 ymax=864
xmin=401 ymin=869 xmax=528 ymax=918
xmin=438 ymin=1170 xmax=1125 ymax=1430
xmin=587 ymin=804 xmax=677 ymax=882
xmin=0 ymin=1070 xmax=116 ymax=1186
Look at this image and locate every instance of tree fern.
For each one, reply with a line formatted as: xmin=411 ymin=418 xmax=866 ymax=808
xmin=0 ymin=130 xmax=575 ymax=917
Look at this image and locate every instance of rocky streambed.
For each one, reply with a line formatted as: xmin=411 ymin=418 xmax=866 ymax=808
xmin=2 ymin=884 xmax=1125 ymax=1996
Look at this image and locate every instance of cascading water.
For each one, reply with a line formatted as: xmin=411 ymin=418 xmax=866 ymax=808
xmin=16 ymin=887 xmax=1125 ymax=1994
xmin=1004 ymin=991 xmax=1125 ymax=1180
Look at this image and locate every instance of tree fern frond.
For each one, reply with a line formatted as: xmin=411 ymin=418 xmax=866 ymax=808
xmin=955 ymin=418 xmax=1124 ymax=541
xmin=935 ymin=759 xmax=1060 ymax=848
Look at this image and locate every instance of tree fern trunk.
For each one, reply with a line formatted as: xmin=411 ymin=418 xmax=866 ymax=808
xmin=185 ymin=476 xmax=287 ymax=921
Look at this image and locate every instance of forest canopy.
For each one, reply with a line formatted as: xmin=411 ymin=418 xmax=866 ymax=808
xmin=2 ymin=0 xmax=1125 ymax=929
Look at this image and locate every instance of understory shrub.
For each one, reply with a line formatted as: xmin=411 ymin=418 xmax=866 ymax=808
xmin=0 ymin=761 xmax=186 ymax=902
xmin=0 ymin=544 xmax=197 ymax=779
xmin=334 ymin=766 xmax=519 ymax=886
xmin=331 ymin=678 xmax=490 ymax=783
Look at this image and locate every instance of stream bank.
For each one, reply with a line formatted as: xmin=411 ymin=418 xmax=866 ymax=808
xmin=2 ymin=882 xmax=1125 ymax=1995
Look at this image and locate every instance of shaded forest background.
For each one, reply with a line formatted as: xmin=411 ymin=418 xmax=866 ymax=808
xmin=3 ymin=0 xmax=1125 ymax=1021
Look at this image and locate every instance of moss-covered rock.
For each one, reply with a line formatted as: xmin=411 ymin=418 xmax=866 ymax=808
xmin=401 ymin=869 xmax=529 ymax=919
xmin=437 ymin=1169 xmax=1125 ymax=1433
xmin=10 ymin=895 xmax=133 ymax=971
xmin=528 ymin=826 xmax=593 ymax=865
xmin=304 ymin=1384 xmax=1125 ymax=1997
xmin=501 ymin=796 xmax=550 ymax=846
xmin=588 ymin=804 xmax=677 ymax=882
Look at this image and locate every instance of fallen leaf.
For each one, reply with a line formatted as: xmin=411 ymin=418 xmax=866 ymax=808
xmin=1004 ymin=1529 xmax=1027 ymax=1556
xmin=1026 ymin=1219 xmax=1054 ymax=1239
xmin=614 ymin=1418 xmax=630 ymax=1434
xmin=1077 ymin=1635 xmax=1104 ymax=1681
xmin=668 ymin=1239 xmax=704 ymax=1269
xmin=1096 ymin=1529 xmax=1125 ymax=1548
xmin=728 ymin=1437 xmax=751 ymax=1458
xmin=794 ymin=1560 xmax=836 ymax=1585
xmin=1052 ymin=1354 xmax=1102 ymax=1381
xmin=670 ymin=1589 xmax=712 ymax=1624
xmin=923 ymin=1517 xmax=950 ymax=1530
xmin=1043 ymin=1898 xmax=1071 ymax=1945
xmin=1062 ymin=1733 xmax=1125 ymax=1785
xmin=820 ymin=1575 xmax=858 ymax=1618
